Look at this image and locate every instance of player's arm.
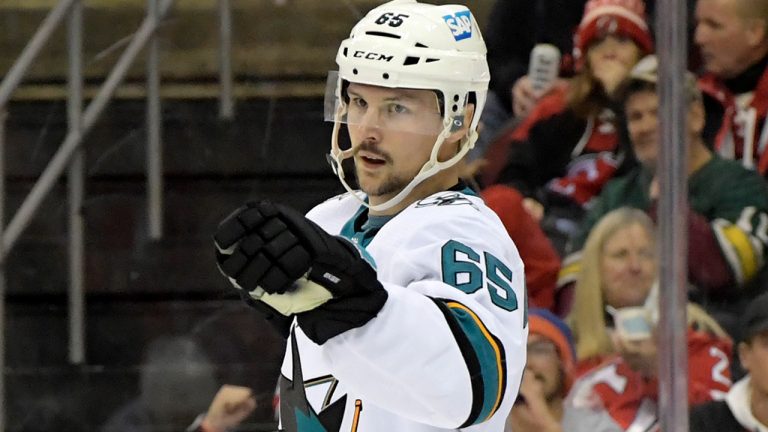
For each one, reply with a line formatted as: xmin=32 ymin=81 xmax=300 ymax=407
xmin=214 ymin=201 xmax=525 ymax=428
xmin=317 ymin=231 xmax=527 ymax=428
xmin=318 ymin=280 xmax=521 ymax=428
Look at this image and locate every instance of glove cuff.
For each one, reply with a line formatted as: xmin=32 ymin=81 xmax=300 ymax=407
xmin=241 ymin=291 xmax=294 ymax=338
xmin=297 ymin=289 xmax=388 ymax=344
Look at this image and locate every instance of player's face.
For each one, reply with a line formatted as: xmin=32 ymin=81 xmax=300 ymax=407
xmin=526 ymin=333 xmax=564 ymax=400
xmin=740 ymin=330 xmax=768 ymax=396
xmin=625 ymin=90 xmax=659 ymax=172
xmin=695 ymin=0 xmax=760 ymax=79
xmin=600 ymin=223 xmax=656 ymax=309
xmin=345 ymin=83 xmax=446 ymax=206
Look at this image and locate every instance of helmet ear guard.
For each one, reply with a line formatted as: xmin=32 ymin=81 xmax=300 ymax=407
xmin=326 ymin=0 xmax=490 ymax=212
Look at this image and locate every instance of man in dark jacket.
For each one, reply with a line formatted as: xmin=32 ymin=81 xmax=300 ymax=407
xmin=690 ymin=291 xmax=768 ymax=432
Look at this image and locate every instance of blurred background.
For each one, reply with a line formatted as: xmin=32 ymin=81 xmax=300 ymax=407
xmin=0 ymin=0 xmax=493 ymax=430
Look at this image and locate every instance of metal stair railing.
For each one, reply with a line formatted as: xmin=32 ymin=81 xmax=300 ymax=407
xmin=0 ymin=0 xmax=185 ymax=428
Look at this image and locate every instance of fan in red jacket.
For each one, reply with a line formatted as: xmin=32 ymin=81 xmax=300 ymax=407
xmin=562 ymin=321 xmax=733 ymax=431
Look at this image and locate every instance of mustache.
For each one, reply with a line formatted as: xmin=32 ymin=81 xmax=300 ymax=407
xmin=354 ymin=141 xmax=392 ymax=163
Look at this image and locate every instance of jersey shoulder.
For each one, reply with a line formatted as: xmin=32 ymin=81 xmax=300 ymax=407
xmin=306 ymin=191 xmax=365 ymax=232
xmin=387 ymin=190 xmax=515 ymax=252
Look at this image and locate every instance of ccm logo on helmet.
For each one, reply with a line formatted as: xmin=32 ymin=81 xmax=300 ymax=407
xmin=442 ymin=10 xmax=472 ymax=41
xmin=353 ymin=50 xmax=394 ymax=62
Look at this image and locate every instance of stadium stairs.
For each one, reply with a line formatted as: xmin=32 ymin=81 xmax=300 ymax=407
xmin=0 ymin=0 xmax=490 ymax=429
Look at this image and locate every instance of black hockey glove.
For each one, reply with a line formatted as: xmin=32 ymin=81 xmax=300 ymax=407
xmin=214 ymin=200 xmax=388 ymax=344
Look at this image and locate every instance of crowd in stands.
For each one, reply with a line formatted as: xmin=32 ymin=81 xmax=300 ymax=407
xmin=470 ymin=0 xmax=768 ymax=430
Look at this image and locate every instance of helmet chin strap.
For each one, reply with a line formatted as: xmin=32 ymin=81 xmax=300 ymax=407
xmin=328 ymin=106 xmax=477 ymax=213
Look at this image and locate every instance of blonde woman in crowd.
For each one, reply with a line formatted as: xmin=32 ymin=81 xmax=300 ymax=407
xmin=568 ymin=207 xmax=656 ymax=374
xmin=568 ymin=207 xmax=732 ymax=374
xmin=562 ymin=207 xmax=733 ymax=431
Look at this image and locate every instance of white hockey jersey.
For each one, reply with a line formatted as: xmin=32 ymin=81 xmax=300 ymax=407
xmin=278 ymin=187 xmax=528 ymax=432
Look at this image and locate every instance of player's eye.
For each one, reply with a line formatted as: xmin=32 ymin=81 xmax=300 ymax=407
xmin=350 ymin=97 xmax=367 ymax=109
xmin=388 ymin=103 xmax=410 ymax=115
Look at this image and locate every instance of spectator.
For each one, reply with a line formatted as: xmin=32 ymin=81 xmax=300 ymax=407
xmin=187 ymin=385 xmax=257 ymax=432
xmin=101 ymin=336 xmax=219 ymax=432
xmin=561 ymin=55 xmax=768 ymax=339
xmin=562 ymin=212 xmax=733 ymax=431
xmin=690 ymin=291 xmax=768 ymax=431
xmin=696 ymin=0 xmax=768 ymax=175
xmin=567 ymin=207 xmax=735 ymax=376
xmin=562 ymin=301 xmax=732 ymax=431
xmin=471 ymin=0 xmax=586 ymax=161
xmin=568 ymin=207 xmax=656 ymax=373
xmin=460 ymin=161 xmax=560 ymax=310
xmin=475 ymin=0 xmax=697 ymax=149
xmin=18 ymin=396 xmax=86 ymax=432
xmin=482 ymin=185 xmax=561 ymax=310
xmin=479 ymin=0 xmax=652 ymax=255
xmin=505 ymin=308 xmax=575 ymax=432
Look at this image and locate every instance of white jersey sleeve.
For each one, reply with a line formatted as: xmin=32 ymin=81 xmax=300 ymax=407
xmin=279 ymin=190 xmax=527 ymax=432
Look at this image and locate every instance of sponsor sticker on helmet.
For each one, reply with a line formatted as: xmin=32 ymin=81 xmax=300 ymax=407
xmin=443 ymin=10 xmax=472 ymax=41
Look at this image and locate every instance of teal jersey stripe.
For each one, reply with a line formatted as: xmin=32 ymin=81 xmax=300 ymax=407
xmin=339 ymin=203 xmax=376 ymax=248
xmin=459 ymin=185 xmax=479 ymax=197
xmin=294 ymin=408 xmax=328 ymax=432
xmin=446 ymin=304 xmax=503 ymax=424
xmin=338 ymin=203 xmax=378 ymax=268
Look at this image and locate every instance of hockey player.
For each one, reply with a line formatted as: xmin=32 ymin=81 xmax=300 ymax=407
xmin=213 ymin=1 xmax=527 ymax=431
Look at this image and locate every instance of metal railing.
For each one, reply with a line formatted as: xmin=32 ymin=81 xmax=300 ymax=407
xmin=0 ymin=0 xmax=237 ymax=427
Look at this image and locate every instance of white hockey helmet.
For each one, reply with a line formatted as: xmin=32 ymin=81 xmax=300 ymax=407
xmin=326 ymin=0 xmax=490 ymax=212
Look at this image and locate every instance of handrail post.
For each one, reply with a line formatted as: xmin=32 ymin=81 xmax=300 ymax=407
xmin=0 ymin=107 xmax=7 ymax=432
xmin=218 ymin=0 xmax=234 ymax=120
xmin=67 ymin=0 xmax=86 ymax=366
xmin=2 ymin=0 xmax=175 ymax=257
xmin=657 ymin=0 xmax=690 ymax=431
xmin=147 ymin=0 xmax=164 ymax=240
xmin=0 ymin=0 xmax=77 ymax=109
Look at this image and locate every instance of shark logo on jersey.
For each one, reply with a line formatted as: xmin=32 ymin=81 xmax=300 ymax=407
xmin=295 ymin=409 xmax=328 ymax=432
xmin=416 ymin=193 xmax=476 ymax=209
xmin=442 ymin=10 xmax=472 ymax=41
xmin=279 ymin=334 xmax=346 ymax=432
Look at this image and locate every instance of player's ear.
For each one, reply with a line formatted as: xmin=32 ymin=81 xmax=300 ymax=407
xmin=446 ymin=103 xmax=475 ymax=143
